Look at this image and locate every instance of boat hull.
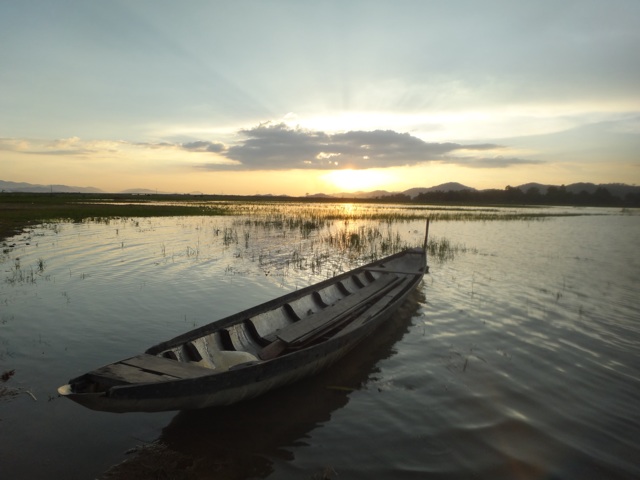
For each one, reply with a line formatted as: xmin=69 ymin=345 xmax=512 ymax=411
xmin=59 ymin=244 xmax=427 ymax=413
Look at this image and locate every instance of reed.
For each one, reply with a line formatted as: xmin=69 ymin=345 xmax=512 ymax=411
xmin=5 ymin=259 xmax=37 ymax=285
xmin=4 ymin=198 xmax=574 ymax=286
xmin=2 ymin=192 xmax=597 ymax=243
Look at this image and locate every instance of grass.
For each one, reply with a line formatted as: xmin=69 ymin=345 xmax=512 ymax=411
xmin=0 ymin=192 xmax=228 ymax=240
xmin=1 ymin=192 xmax=600 ymax=278
xmin=3 ymin=190 xmax=606 ymax=288
xmin=1 ymin=191 xmax=602 ymax=242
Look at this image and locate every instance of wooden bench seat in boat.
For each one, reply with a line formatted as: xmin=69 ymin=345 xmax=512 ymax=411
xmin=258 ymin=273 xmax=403 ymax=360
xmin=85 ymin=354 xmax=213 ymax=387
xmin=274 ymin=273 xmax=400 ymax=346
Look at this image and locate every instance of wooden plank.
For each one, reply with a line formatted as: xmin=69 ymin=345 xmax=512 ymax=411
xmin=338 ymin=277 xmax=410 ymax=336
xmin=289 ymin=275 xmax=408 ymax=347
xmin=276 ymin=274 xmax=398 ymax=345
xmin=87 ymin=363 xmax=177 ymax=387
xmin=258 ymin=338 xmax=287 ymax=361
xmin=364 ymin=268 xmax=423 ymax=275
xmin=120 ymin=354 xmax=213 ymax=379
xmin=260 ymin=276 xmax=405 ymax=361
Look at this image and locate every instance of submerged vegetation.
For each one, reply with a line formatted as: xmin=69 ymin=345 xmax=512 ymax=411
xmin=2 ymin=191 xmax=624 ymax=287
xmin=1 ymin=191 xmax=618 ymax=241
xmin=2 ymin=191 xmax=621 ymax=285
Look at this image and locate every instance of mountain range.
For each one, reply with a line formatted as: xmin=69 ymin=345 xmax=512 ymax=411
xmin=321 ymin=181 xmax=640 ymax=200
xmin=0 ymin=180 xmax=104 ymax=194
xmin=1 ymin=179 xmax=639 ymax=199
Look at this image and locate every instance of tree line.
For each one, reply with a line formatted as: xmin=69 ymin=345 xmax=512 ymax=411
xmin=372 ymin=185 xmax=640 ymax=206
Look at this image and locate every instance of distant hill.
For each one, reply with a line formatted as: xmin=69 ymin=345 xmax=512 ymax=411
xmin=515 ymin=182 xmax=550 ymax=194
xmin=3 ymin=179 xmax=638 ymax=200
xmin=0 ymin=181 xmax=166 ymax=195
xmin=331 ymin=183 xmax=475 ymax=199
xmin=120 ymin=188 xmax=161 ymax=194
xmin=333 ymin=189 xmax=394 ymax=199
xmin=402 ymin=182 xmax=476 ymax=198
xmin=515 ymin=182 xmax=640 ymax=198
xmin=325 ymin=182 xmax=639 ymax=200
xmin=306 ymin=193 xmax=334 ymax=198
xmin=0 ymin=180 xmax=103 ymax=193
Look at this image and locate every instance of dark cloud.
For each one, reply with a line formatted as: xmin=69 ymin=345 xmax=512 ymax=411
xmin=224 ymin=123 xmax=333 ymax=169
xmin=136 ymin=142 xmax=174 ymax=148
xmin=182 ymin=141 xmax=226 ymax=153
xmin=452 ymin=156 xmax=544 ymax=168
xmin=197 ymin=122 xmax=505 ymax=170
xmin=457 ymin=143 xmax=502 ymax=151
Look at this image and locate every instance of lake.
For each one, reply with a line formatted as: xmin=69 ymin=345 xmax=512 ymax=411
xmin=1 ymin=203 xmax=638 ymax=479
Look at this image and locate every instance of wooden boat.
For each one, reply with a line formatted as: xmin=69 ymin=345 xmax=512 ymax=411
xmin=58 ymin=222 xmax=429 ymax=413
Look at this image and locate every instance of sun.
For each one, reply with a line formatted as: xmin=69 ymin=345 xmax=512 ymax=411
xmin=321 ymin=169 xmax=391 ymax=192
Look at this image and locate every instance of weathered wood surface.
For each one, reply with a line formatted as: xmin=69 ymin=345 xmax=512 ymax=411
xmin=86 ymin=363 xmax=176 ymax=387
xmin=364 ymin=267 xmax=425 ymax=275
xmin=276 ymin=274 xmax=399 ymax=345
xmin=121 ymin=354 xmax=213 ymax=379
xmin=259 ymin=274 xmax=406 ymax=360
xmin=337 ymin=277 xmax=410 ymax=336
xmin=87 ymin=354 xmax=213 ymax=387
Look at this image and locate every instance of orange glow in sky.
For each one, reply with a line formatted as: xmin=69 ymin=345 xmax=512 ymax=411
xmin=321 ymin=169 xmax=392 ymax=193
xmin=1 ymin=2 xmax=639 ymax=195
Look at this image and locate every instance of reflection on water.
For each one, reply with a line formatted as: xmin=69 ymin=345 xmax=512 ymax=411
xmin=1 ymin=207 xmax=639 ymax=479
xmin=105 ymin=293 xmax=419 ymax=479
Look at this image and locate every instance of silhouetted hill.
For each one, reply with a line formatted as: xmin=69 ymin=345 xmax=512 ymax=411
xmin=333 ymin=190 xmax=394 ymax=199
xmin=515 ymin=182 xmax=640 ymax=198
xmin=331 ymin=183 xmax=475 ymax=199
xmin=328 ymin=182 xmax=639 ymax=200
xmin=515 ymin=182 xmax=550 ymax=194
xmin=2 ymin=179 xmax=639 ymax=201
xmin=0 ymin=180 xmax=103 ymax=193
xmin=402 ymin=182 xmax=476 ymax=198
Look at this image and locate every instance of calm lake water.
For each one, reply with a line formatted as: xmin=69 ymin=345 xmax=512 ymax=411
xmin=1 ymin=205 xmax=638 ymax=479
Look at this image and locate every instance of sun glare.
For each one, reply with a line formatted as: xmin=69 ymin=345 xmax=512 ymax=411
xmin=322 ymin=169 xmax=390 ymax=192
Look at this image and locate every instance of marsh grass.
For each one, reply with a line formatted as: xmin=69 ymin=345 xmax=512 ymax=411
xmin=2 ymin=196 xmax=584 ymax=285
xmin=6 ymin=259 xmax=36 ymax=285
xmin=209 ymin=209 xmax=465 ymax=281
xmin=214 ymin=203 xmax=485 ymax=269
xmin=1 ymin=192 xmax=597 ymax=243
xmin=427 ymin=236 xmax=474 ymax=262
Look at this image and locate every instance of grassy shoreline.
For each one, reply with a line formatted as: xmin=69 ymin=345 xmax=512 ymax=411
xmin=0 ymin=192 xmax=371 ymax=240
xmin=0 ymin=192 xmax=227 ymax=241
xmin=1 ymin=191 xmax=614 ymax=243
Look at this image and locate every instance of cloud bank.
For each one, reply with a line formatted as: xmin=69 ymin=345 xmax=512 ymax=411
xmin=1 ymin=124 xmax=541 ymax=171
xmin=188 ymin=123 xmax=538 ymax=171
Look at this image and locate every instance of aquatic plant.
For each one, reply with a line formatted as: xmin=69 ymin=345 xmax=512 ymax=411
xmin=222 ymin=227 xmax=238 ymax=246
xmin=427 ymin=236 xmax=474 ymax=263
xmin=5 ymin=259 xmax=37 ymax=285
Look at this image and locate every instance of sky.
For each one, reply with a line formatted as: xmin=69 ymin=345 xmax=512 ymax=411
xmin=1 ymin=0 xmax=639 ymax=196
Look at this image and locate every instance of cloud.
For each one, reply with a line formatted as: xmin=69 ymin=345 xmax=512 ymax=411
xmin=0 ymin=138 xmax=31 ymax=153
xmin=195 ymin=122 xmax=506 ymax=170
xmin=0 ymin=137 xmax=113 ymax=156
xmin=181 ymin=141 xmax=226 ymax=153
xmin=135 ymin=141 xmax=175 ymax=149
xmin=450 ymin=156 xmax=544 ymax=169
xmin=1 ymin=125 xmax=542 ymax=173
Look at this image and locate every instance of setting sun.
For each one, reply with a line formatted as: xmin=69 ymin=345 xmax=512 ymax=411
xmin=322 ymin=169 xmax=391 ymax=192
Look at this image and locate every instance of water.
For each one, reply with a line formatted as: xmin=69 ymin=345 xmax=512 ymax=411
xmin=1 ymin=207 xmax=638 ymax=479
